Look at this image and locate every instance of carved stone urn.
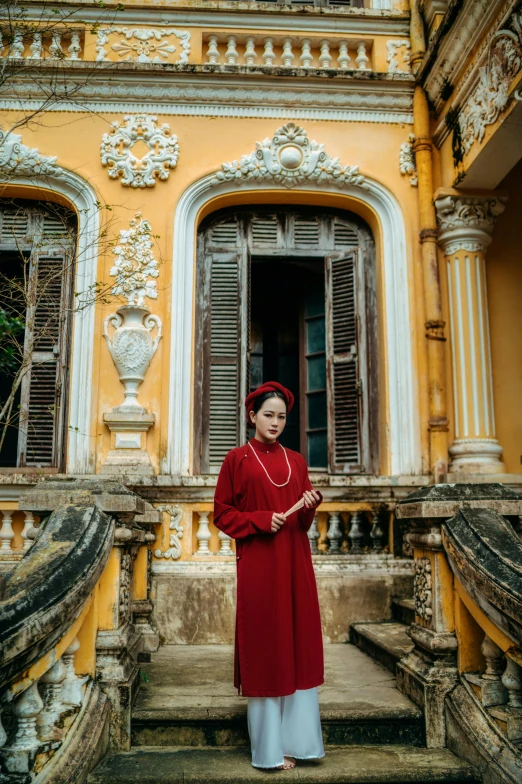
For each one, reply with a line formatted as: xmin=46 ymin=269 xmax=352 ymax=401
xmin=103 ymin=305 xmax=162 ymax=411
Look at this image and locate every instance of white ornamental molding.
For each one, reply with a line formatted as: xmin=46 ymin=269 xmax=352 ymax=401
xmin=96 ymin=27 xmax=191 ymax=64
xmin=210 ymin=122 xmax=367 ymax=190
xmin=386 ymin=40 xmax=411 ymax=74
xmin=0 ymin=128 xmax=60 ymax=177
xmin=101 ymin=114 xmax=179 ymax=188
xmin=414 ymin=557 xmax=433 ymax=622
xmin=109 ymin=212 xmax=159 ymax=306
xmin=399 ymin=133 xmax=418 ymax=186
xmin=458 ymin=10 xmax=522 ymax=155
xmin=435 ymin=194 xmax=506 ymax=255
xmin=154 ymin=505 xmax=184 ymax=560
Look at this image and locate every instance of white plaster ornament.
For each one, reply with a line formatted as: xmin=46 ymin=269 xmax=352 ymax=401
xmin=96 ymin=27 xmax=191 ymax=64
xmin=0 ymin=128 xmax=59 ymax=177
xmin=399 ymin=133 xmax=418 ymax=186
xmin=154 ymin=505 xmax=184 ymax=560
xmin=101 ymin=114 xmax=179 ymax=188
xmin=386 ymin=40 xmax=411 ymax=74
xmin=211 ymin=122 xmax=367 ymax=190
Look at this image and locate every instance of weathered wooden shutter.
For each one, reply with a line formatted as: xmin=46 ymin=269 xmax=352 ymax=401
xmin=201 ymin=219 xmax=250 ymax=472
xmin=325 ymin=251 xmax=363 ymax=473
xmin=18 ymin=247 xmax=72 ymax=467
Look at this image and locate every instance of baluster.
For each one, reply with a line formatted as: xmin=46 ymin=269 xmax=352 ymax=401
xmin=218 ymin=528 xmax=233 ymax=556
xmin=206 ymin=34 xmax=219 ymax=64
xmin=0 ymin=707 xmax=6 ymax=749
xmin=356 ymin=41 xmax=370 ymax=71
xmin=37 ymin=658 xmax=67 ymax=741
xmin=502 ymin=656 xmax=522 ymax=708
xmin=0 ymin=511 xmax=14 ymax=552
xmin=67 ymin=31 xmax=81 ymax=60
xmin=326 ymin=513 xmax=343 ymax=554
xmin=244 ymin=36 xmax=257 ymax=67
xmin=61 ymin=637 xmax=86 ymax=707
xmin=21 ymin=512 xmax=34 ymax=551
xmin=370 ymin=509 xmax=386 ymax=553
xmin=300 ymin=38 xmax=313 ymax=69
xmin=225 ymin=36 xmax=238 ymax=65
xmin=9 ymin=31 xmax=25 ymax=59
xmin=49 ymin=31 xmax=63 ymax=59
xmin=337 ymin=41 xmax=351 ymax=70
xmin=262 ymin=38 xmax=275 ymax=67
xmin=308 ymin=514 xmax=320 ymax=554
xmin=4 ymin=681 xmax=44 ymax=773
xmin=482 ymin=635 xmax=505 ymax=681
xmin=196 ymin=511 xmax=212 ymax=555
xmin=281 ymin=38 xmax=294 ymax=68
xmin=319 ymin=40 xmax=332 ymax=69
xmin=29 ymin=32 xmax=43 ymax=60
xmin=348 ymin=511 xmax=365 ymax=554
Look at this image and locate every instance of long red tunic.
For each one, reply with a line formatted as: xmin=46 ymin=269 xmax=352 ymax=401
xmin=214 ymin=437 xmax=324 ymax=698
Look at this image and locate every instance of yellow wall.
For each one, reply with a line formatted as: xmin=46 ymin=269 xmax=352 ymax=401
xmin=486 ymin=158 xmax=522 ymax=474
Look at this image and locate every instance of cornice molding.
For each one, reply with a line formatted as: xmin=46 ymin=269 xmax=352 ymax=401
xmin=0 ymin=70 xmax=414 ymax=125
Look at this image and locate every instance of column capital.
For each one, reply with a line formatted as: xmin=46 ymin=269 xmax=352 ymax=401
xmin=435 ymin=192 xmax=507 ymax=255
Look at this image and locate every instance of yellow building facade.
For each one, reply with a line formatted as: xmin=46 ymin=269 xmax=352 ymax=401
xmin=1 ymin=0 xmax=522 ymax=781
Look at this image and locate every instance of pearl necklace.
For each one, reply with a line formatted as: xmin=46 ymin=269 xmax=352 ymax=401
xmin=248 ymin=441 xmax=292 ymax=488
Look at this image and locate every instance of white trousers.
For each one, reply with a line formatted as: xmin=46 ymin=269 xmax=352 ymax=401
xmin=247 ymin=687 xmax=325 ymax=769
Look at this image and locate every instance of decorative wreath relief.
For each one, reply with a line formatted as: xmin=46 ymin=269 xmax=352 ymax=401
xmin=110 ymin=213 xmax=159 ymax=306
xmin=211 ymin=122 xmax=367 ymax=190
xmin=100 ymin=114 xmax=179 ymax=188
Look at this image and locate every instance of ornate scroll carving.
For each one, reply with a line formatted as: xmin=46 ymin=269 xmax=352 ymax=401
xmin=96 ymin=27 xmax=191 ymax=64
xmin=414 ymin=557 xmax=433 ymax=622
xmin=0 ymin=128 xmax=60 ymax=177
xmin=435 ymin=194 xmax=506 ymax=255
xmin=386 ymin=40 xmax=411 ymax=74
xmin=101 ymin=114 xmax=179 ymax=188
xmin=399 ymin=133 xmax=418 ymax=186
xmin=211 ymin=122 xmax=367 ymax=190
xmin=154 ymin=505 xmax=184 ymax=560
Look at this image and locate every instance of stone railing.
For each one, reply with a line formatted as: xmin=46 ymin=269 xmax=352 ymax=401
xmin=0 ymin=28 xmax=84 ymax=60
xmin=187 ymin=503 xmax=394 ymax=558
xmin=396 ymin=483 xmax=522 ymax=781
xmin=203 ymin=34 xmax=372 ymax=71
xmin=0 ymin=508 xmax=38 ymax=566
xmin=0 ymin=480 xmax=159 ymax=783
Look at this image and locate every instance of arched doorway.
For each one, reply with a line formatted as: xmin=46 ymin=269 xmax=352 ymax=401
xmin=194 ymin=205 xmax=379 ymax=475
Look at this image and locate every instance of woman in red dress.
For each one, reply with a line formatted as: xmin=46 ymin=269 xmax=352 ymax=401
xmin=214 ymin=381 xmax=325 ymax=770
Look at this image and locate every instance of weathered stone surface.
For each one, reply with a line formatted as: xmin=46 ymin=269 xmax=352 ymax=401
xmin=397 ymin=483 xmax=522 ymax=520
xmin=18 ymin=480 xmax=146 ymax=516
xmin=88 ymin=745 xmax=479 ymax=784
xmin=442 ymin=508 xmax=522 ymax=647
xmin=0 ymin=505 xmax=113 ymax=688
xmin=152 ymin=572 xmax=413 ymax=645
xmin=350 ymin=622 xmax=414 ymax=674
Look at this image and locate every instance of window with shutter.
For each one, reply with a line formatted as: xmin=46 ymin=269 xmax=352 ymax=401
xmin=0 ymin=201 xmax=75 ymax=470
xmin=196 ymin=208 xmax=377 ymax=475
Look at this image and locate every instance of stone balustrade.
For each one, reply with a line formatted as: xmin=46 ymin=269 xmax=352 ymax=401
xmin=0 ymin=508 xmax=39 ymax=565
xmin=204 ymin=34 xmax=372 ymax=71
xmin=0 ymin=28 xmax=84 ymax=60
xmin=191 ymin=505 xmax=391 ymax=558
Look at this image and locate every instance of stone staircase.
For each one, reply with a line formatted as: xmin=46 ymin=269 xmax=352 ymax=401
xmin=88 ymin=603 xmax=480 ymax=784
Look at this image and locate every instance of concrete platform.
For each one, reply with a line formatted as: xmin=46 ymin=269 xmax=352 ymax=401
xmin=88 ymin=745 xmax=479 ymax=783
xmin=132 ymin=644 xmax=423 ymax=747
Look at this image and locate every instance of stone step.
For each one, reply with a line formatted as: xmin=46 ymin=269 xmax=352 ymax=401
xmin=350 ymin=622 xmax=414 ymax=675
xmin=88 ymin=745 xmax=480 ymax=783
xmin=131 ymin=643 xmax=423 ymax=748
xmin=392 ymin=598 xmax=415 ymax=626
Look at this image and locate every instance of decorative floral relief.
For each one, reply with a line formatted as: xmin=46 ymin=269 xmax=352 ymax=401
xmin=414 ymin=557 xmax=432 ymax=622
xmin=459 ymin=12 xmax=522 ymax=155
xmin=119 ymin=552 xmax=132 ymax=618
xmin=211 ymin=123 xmax=367 ymax=191
xmin=110 ymin=213 xmax=159 ymax=306
xmin=101 ymin=114 xmax=179 ymax=188
xmin=0 ymin=128 xmax=60 ymax=177
xmin=399 ymin=133 xmax=418 ymax=186
xmin=96 ymin=27 xmax=191 ymax=64
xmin=386 ymin=40 xmax=411 ymax=74
xmin=154 ymin=505 xmax=184 ymax=560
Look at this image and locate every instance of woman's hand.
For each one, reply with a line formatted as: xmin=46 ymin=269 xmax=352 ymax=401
xmin=271 ymin=513 xmax=286 ymax=533
xmin=303 ymin=490 xmax=321 ymax=509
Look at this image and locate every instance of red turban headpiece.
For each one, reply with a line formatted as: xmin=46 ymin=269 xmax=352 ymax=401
xmin=245 ymin=381 xmax=294 ymax=425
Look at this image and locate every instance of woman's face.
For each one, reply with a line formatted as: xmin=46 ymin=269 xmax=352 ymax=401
xmin=250 ymin=396 xmax=287 ymax=443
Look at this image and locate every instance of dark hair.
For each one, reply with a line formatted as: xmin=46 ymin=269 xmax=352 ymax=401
xmin=248 ymin=390 xmax=287 ymax=427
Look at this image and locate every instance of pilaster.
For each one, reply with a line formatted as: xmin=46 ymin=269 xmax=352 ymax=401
xmin=435 ymin=192 xmax=507 ymax=474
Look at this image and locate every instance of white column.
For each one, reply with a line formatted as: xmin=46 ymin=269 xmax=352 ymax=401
xmin=0 ymin=511 xmax=14 ymax=552
xmin=436 ymin=194 xmax=507 ymax=474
